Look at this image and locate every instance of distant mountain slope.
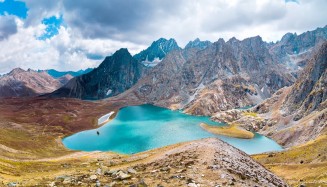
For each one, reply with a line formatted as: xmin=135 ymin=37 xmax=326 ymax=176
xmin=39 ymin=68 xmax=93 ymax=78
xmin=269 ymin=25 xmax=327 ymax=74
xmin=134 ymin=38 xmax=181 ymax=67
xmin=0 ymin=68 xmax=63 ymax=98
xmin=49 ymin=48 xmax=145 ymax=100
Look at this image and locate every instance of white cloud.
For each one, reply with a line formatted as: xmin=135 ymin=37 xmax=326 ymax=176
xmin=0 ymin=0 xmax=326 ymax=74
xmin=0 ymin=15 xmax=18 ymax=40
xmin=0 ymin=17 xmax=145 ymax=74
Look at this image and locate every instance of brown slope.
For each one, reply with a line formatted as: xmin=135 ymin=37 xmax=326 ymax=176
xmin=0 ymin=68 xmax=62 ymax=98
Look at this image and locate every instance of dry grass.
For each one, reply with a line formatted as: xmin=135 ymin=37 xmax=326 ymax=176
xmin=200 ymin=123 xmax=254 ymax=139
xmin=253 ymin=133 xmax=327 ymax=186
xmin=242 ymin=112 xmax=258 ymax=117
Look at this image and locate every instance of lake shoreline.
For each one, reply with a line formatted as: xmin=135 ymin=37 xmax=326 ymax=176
xmin=62 ymin=104 xmax=283 ymax=155
xmin=200 ymin=122 xmax=255 ymax=139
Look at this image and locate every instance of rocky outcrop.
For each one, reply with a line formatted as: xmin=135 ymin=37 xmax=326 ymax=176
xmin=213 ymin=42 xmax=327 ymax=147
xmin=122 ymin=36 xmax=295 ymax=115
xmin=185 ymin=38 xmax=212 ymax=50
xmin=269 ymin=25 xmax=327 ymax=73
xmin=35 ymin=138 xmax=288 ymax=187
xmin=50 ymin=48 xmax=145 ymax=100
xmin=282 ymin=41 xmax=327 ymax=120
xmin=134 ymin=38 xmax=181 ymax=66
xmin=0 ymin=68 xmax=63 ymax=98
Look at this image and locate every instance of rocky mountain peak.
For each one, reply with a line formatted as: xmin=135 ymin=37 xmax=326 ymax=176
xmin=227 ymin=37 xmax=240 ymax=44
xmin=0 ymin=68 xmax=63 ymax=98
xmin=281 ymin=32 xmax=296 ymax=43
xmin=185 ymin=38 xmax=212 ymax=50
xmin=110 ymin=48 xmax=132 ymax=61
xmin=9 ymin=68 xmax=25 ymax=75
xmin=50 ymin=48 xmax=145 ymax=100
xmin=134 ymin=38 xmax=181 ymax=64
xmin=242 ymin=35 xmax=264 ymax=46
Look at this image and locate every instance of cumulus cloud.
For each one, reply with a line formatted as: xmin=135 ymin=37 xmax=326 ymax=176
xmin=0 ymin=15 xmax=17 ymax=40
xmin=0 ymin=17 xmax=145 ymax=74
xmin=0 ymin=0 xmax=326 ymax=73
xmin=53 ymin=0 xmax=326 ymax=47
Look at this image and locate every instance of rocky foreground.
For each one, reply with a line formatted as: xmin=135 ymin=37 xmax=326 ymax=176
xmin=1 ymin=138 xmax=287 ymax=187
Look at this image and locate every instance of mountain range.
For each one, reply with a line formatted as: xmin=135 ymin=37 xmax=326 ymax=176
xmin=1 ymin=26 xmax=327 ymax=186
xmin=0 ymin=68 xmax=67 ymax=98
xmin=39 ymin=68 xmax=93 ymax=78
xmin=45 ymin=26 xmax=326 ymax=108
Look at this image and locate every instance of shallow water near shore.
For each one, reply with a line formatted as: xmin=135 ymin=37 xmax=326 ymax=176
xmin=63 ymin=104 xmax=283 ymax=155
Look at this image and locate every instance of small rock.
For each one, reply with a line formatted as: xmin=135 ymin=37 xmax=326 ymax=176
xmin=55 ymin=175 xmax=70 ymax=182
xmin=49 ymin=181 xmax=56 ymax=187
xmin=108 ymin=181 xmax=117 ymax=187
xmin=127 ymin=168 xmax=137 ymax=174
xmin=96 ymin=168 xmax=102 ymax=175
xmin=115 ymin=171 xmax=131 ymax=180
xmin=160 ymin=167 xmax=170 ymax=172
xmin=187 ymin=183 xmax=198 ymax=187
xmin=62 ymin=178 xmax=71 ymax=184
xmin=7 ymin=182 xmax=18 ymax=187
xmin=220 ymin=174 xmax=225 ymax=179
xmin=90 ymin=174 xmax=97 ymax=180
xmin=176 ymin=169 xmax=186 ymax=173
xmin=187 ymin=178 xmax=195 ymax=183
xmin=96 ymin=180 xmax=101 ymax=187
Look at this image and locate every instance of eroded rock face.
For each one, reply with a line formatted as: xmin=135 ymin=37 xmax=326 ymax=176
xmin=219 ymin=42 xmax=327 ymax=147
xmin=0 ymin=68 xmax=63 ymax=98
xmin=282 ymin=42 xmax=327 ymax=120
xmin=123 ymin=36 xmax=295 ymax=116
xmin=50 ymin=48 xmax=145 ymax=100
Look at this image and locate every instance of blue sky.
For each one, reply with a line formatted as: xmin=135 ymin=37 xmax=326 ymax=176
xmin=0 ymin=0 xmax=326 ymax=74
xmin=38 ymin=15 xmax=63 ymax=40
xmin=0 ymin=0 xmax=27 ymax=18
xmin=0 ymin=0 xmax=62 ymax=40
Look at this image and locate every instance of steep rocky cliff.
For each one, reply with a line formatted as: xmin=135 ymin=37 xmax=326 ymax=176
xmin=212 ymin=42 xmax=327 ymax=147
xmin=0 ymin=68 xmax=63 ymax=98
xmin=50 ymin=49 xmax=145 ymax=100
xmin=282 ymin=41 xmax=327 ymax=120
xmin=122 ymin=36 xmax=295 ymax=115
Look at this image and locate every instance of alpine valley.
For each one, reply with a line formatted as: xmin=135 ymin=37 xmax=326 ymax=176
xmin=0 ymin=25 xmax=326 ymax=187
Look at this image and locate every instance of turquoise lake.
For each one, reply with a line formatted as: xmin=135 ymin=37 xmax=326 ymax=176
xmin=62 ymin=104 xmax=283 ymax=155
